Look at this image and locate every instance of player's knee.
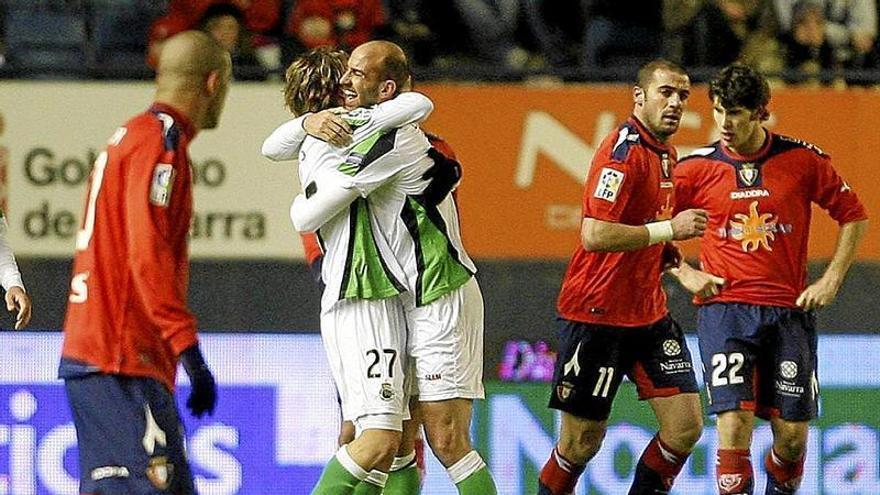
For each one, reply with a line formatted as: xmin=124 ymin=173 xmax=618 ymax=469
xmin=558 ymin=426 xmax=605 ymax=464
xmin=667 ymin=414 xmax=703 ymax=450
xmin=424 ymin=420 xmax=471 ymax=466
xmin=774 ymin=424 xmax=808 ymax=460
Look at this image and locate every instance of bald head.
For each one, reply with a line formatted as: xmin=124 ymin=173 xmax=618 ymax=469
xmin=157 ymin=30 xmax=231 ymax=85
xmin=155 ymin=31 xmax=232 ymax=131
xmin=351 ymin=40 xmax=409 ymax=95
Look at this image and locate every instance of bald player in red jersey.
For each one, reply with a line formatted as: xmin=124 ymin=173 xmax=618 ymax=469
xmin=671 ymin=64 xmax=868 ymax=495
xmin=538 ymin=59 xmax=709 ymax=495
xmin=59 ymin=31 xmax=231 ymax=495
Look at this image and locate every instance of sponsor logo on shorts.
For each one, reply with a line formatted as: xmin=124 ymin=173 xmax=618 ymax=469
xmin=659 ymin=359 xmax=692 ymax=374
xmin=379 ymin=382 xmax=395 ymax=401
xmin=718 ymin=473 xmax=743 ymax=491
xmin=556 ymin=381 xmax=574 ymax=402
xmin=91 ymin=465 xmax=130 ymax=481
xmin=424 ymin=373 xmax=442 ymax=381
xmin=662 ymin=339 xmax=681 ymax=356
xmin=146 ymin=456 xmax=174 ymax=490
xmin=776 ymin=361 xmax=805 ymax=397
xmin=780 ymin=360 xmax=798 ymax=380
xmin=775 ymin=380 xmax=805 ymax=397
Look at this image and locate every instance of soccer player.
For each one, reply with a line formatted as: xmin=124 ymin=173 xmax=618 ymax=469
xmin=266 ymin=41 xmax=497 ymax=494
xmin=266 ymin=46 xmax=421 ymax=495
xmin=538 ymin=59 xmax=709 ymax=495
xmin=671 ymin=63 xmax=868 ymax=495
xmin=0 ymin=210 xmax=31 ymax=329
xmin=59 ymin=31 xmax=231 ymax=495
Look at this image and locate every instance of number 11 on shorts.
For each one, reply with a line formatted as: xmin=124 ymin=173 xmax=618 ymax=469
xmin=592 ymin=366 xmax=614 ymax=397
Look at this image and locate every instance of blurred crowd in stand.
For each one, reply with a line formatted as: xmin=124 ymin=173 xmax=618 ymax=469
xmin=1 ymin=0 xmax=879 ymax=85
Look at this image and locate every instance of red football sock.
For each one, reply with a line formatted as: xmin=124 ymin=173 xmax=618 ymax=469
xmin=764 ymin=448 xmax=804 ymax=492
xmin=717 ymin=448 xmax=754 ymax=494
xmin=539 ymin=447 xmax=585 ymax=495
xmin=632 ymin=434 xmax=688 ymax=492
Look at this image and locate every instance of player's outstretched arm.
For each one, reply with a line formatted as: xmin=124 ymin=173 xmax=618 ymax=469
xmin=797 ymin=218 xmax=868 ymax=311
xmin=580 ymin=208 xmax=707 ymax=252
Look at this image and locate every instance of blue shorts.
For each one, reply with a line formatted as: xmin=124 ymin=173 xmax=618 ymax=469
xmin=548 ymin=315 xmax=699 ymax=421
xmin=697 ymin=303 xmax=819 ymax=421
xmin=64 ymin=374 xmax=195 ymax=494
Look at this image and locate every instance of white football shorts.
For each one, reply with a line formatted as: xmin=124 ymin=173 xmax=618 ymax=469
xmin=405 ymin=277 xmax=486 ymax=402
xmin=321 ymin=296 xmax=410 ymax=431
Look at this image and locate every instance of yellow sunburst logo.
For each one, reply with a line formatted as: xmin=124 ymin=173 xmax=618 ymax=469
xmin=729 ymin=200 xmax=777 ymax=252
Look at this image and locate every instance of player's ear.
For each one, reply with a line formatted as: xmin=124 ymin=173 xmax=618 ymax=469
xmin=379 ymin=79 xmax=397 ymax=100
xmin=205 ymin=70 xmax=221 ymax=96
xmin=634 ymin=86 xmax=645 ymax=106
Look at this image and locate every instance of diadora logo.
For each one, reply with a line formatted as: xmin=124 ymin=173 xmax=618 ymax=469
xmin=730 ymin=189 xmax=769 ymax=200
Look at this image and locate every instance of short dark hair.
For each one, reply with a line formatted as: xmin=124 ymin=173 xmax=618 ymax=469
xmin=709 ymin=63 xmax=771 ymax=112
xmin=636 ymin=59 xmax=687 ymax=89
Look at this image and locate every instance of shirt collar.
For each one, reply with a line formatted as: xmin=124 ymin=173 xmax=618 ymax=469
xmin=149 ymin=102 xmax=196 ymax=140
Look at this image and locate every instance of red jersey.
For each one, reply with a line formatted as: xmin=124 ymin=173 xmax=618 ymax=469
xmin=557 ymin=117 xmax=676 ymax=326
xmin=61 ymin=104 xmax=199 ymax=392
xmin=674 ymin=132 xmax=867 ymax=307
xmin=300 ymin=233 xmax=323 ymax=266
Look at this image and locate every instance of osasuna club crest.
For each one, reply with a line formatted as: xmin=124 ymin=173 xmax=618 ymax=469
xmin=738 ymin=163 xmax=759 ymax=187
xmin=660 ymin=153 xmax=671 ymax=179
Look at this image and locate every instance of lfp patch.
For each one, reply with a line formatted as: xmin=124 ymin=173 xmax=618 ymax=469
xmin=149 ymin=163 xmax=175 ymax=207
xmin=593 ymin=168 xmax=625 ymax=202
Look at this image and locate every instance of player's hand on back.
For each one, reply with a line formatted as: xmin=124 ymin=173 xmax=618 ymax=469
xmin=180 ymin=345 xmax=217 ymax=418
xmin=670 ymin=209 xmax=708 ymax=240
xmin=420 ymin=147 xmax=462 ymax=205
xmin=5 ymin=286 xmax=31 ymax=329
xmin=304 ymin=108 xmax=352 ymax=147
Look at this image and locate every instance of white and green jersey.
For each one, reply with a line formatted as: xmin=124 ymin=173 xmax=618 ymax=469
xmin=265 ymin=92 xmax=475 ymax=312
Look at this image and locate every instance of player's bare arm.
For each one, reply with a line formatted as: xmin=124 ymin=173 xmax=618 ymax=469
xmin=797 ymin=219 xmax=868 ymax=311
xmin=580 ymin=208 xmax=708 ymax=252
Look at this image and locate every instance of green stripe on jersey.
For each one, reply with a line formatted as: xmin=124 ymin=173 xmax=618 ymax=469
xmin=338 ymin=131 xmax=384 ymax=176
xmin=340 ymin=198 xmax=404 ymax=300
xmin=402 ymin=197 xmax=472 ymax=306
